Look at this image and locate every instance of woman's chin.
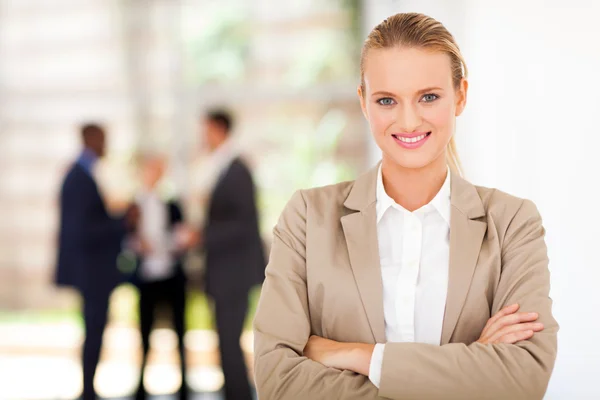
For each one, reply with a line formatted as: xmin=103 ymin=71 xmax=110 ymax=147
xmin=383 ymin=154 xmax=436 ymax=171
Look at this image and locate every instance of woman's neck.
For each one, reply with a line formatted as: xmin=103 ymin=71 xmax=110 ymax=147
xmin=381 ymin=155 xmax=448 ymax=212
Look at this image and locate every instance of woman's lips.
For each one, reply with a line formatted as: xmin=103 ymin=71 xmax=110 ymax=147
xmin=392 ymin=132 xmax=431 ymax=149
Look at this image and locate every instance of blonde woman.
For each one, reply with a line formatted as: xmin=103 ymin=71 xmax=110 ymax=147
xmin=253 ymin=13 xmax=557 ymax=400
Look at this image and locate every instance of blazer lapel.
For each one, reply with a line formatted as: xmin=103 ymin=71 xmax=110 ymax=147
xmin=441 ymin=173 xmax=487 ymax=345
xmin=341 ymin=164 xmax=386 ymax=344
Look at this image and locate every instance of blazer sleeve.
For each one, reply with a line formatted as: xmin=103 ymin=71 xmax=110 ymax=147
xmin=378 ymin=199 xmax=558 ymax=400
xmin=253 ymin=190 xmax=382 ymax=400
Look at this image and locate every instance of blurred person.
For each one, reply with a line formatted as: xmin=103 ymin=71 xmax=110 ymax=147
xmin=198 ymin=110 xmax=265 ymax=400
xmin=128 ymin=154 xmax=195 ymax=400
xmin=253 ymin=13 xmax=558 ymax=400
xmin=55 ymin=123 xmax=137 ymax=400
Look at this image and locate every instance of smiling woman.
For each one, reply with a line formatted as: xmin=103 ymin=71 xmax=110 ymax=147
xmin=253 ymin=12 xmax=558 ymax=400
xmin=358 ymin=24 xmax=467 ymax=178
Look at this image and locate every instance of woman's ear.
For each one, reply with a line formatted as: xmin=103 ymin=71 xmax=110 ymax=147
xmin=455 ymin=78 xmax=468 ymax=116
xmin=358 ymin=85 xmax=368 ymax=119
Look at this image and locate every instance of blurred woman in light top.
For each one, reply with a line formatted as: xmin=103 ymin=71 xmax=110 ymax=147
xmin=129 ymin=155 xmax=196 ymax=400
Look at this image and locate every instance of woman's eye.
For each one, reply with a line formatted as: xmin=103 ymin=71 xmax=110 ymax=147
xmin=421 ymin=94 xmax=439 ymax=103
xmin=378 ymin=98 xmax=395 ymax=106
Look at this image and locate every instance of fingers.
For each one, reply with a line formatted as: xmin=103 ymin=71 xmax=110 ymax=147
xmin=483 ymin=303 xmax=519 ymax=332
xmin=485 ymin=311 xmax=539 ymax=339
xmin=498 ymin=330 xmax=535 ymax=344
xmin=488 ymin=321 xmax=544 ymax=343
xmin=479 ymin=304 xmax=543 ymax=345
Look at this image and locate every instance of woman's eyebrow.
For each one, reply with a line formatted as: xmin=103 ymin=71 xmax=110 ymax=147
xmin=371 ymin=87 xmax=445 ymax=98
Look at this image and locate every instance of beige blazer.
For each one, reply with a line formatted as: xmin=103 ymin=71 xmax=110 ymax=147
xmin=253 ymin=164 xmax=558 ymax=400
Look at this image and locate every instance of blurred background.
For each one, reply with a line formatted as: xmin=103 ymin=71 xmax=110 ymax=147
xmin=0 ymin=0 xmax=599 ymax=399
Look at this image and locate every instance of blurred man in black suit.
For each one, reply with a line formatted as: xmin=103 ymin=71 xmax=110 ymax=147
xmin=55 ymin=124 xmax=136 ymax=400
xmin=200 ymin=110 xmax=266 ymax=400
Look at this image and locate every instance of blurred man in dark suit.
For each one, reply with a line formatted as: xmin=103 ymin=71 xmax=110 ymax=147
xmin=55 ymin=123 xmax=136 ymax=400
xmin=200 ymin=110 xmax=266 ymax=400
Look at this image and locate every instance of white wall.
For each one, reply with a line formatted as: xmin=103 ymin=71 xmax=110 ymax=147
xmin=365 ymin=1 xmax=600 ymax=398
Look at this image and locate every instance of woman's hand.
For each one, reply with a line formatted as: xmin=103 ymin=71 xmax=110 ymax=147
xmin=174 ymin=224 xmax=201 ymax=250
xmin=477 ymin=303 xmax=544 ymax=344
xmin=304 ymin=335 xmax=374 ymax=376
xmin=138 ymin=237 xmax=153 ymax=255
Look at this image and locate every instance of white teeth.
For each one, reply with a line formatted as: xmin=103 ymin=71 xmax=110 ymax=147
xmin=397 ymin=134 xmax=427 ymax=143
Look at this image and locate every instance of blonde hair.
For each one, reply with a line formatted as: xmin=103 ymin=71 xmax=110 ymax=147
xmin=361 ymin=13 xmax=467 ymax=175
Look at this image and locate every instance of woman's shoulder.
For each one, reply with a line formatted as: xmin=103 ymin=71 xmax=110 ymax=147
xmin=472 ymin=183 xmax=542 ymax=226
xmin=287 ymin=177 xmax=360 ymax=210
xmin=302 ymin=179 xmax=356 ymax=206
xmin=274 ymin=180 xmax=355 ymax=249
xmin=278 ymin=179 xmax=356 ymax=225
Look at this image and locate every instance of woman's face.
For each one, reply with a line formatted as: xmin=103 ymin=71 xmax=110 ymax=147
xmin=142 ymin=158 xmax=165 ymax=189
xmin=359 ymin=46 xmax=467 ymax=171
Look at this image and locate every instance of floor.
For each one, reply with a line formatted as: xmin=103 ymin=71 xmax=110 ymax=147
xmin=0 ymin=322 xmax=255 ymax=400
